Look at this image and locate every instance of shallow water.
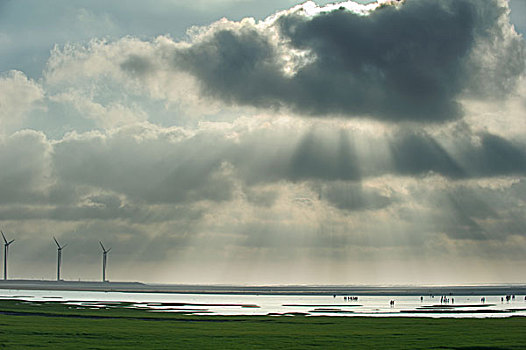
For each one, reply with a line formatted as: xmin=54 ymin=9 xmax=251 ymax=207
xmin=1 ymin=289 xmax=525 ymax=318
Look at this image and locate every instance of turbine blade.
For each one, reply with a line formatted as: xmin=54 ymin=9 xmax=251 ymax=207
xmin=8 ymin=239 xmax=14 ymax=245
xmin=62 ymin=243 xmax=67 ymax=249
xmin=1 ymin=231 xmax=7 ymax=244
xmin=106 ymin=248 xmax=111 ymax=253
xmin=99 ymin=241 xmax=106 ymax=251
xmin=53 ymin=236 xmax=60 ymax=248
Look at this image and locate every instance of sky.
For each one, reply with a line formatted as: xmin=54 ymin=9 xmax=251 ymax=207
xmin=0 ymin=0 xmax=525 ymax=285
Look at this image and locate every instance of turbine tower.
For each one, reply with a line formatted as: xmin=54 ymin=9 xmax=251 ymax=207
xmin=99 ymin=241 xmax=111 ymax=282
xmin=1 ymin=231 xmax=14 ymax=280
xmin=53 ymin=237 xmax=67 ymax=281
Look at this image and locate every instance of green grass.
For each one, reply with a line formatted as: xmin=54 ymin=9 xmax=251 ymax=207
xmin=0 ymin=300 xmax=525 ymax=349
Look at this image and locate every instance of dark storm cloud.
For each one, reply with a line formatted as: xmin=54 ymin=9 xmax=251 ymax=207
xmin=276 ymin=0 xmax=473 ymax=121
xmin=0 ymin=203 xmax=195 ymax=224
xmin=174 ymin=27 xmax=285 ymax=109
xmin=289 ymin=129 xmax=361 ymax=181
xmin=390 ymin=131 xmax=465 ymax=178
xmin=244 ymin=128 xmax=526 ymax=183
xmin=407 ymin=182 xmax=526 ymax=241
xmin=120 ymin=55 xmax=154 ymax=77
xmin=228 ymin=126 xmax=365 ymax=186
xmin=49 ymin=125 xmax=526 ymax=216
xmin=52 ymin=130 xmax=235 ymax=205
xmin=228 ymin=124 xmax=526 ymax=193
xmin=389 ymin=131 xmax=526 ymax=179
xmin=435 ymin=190 xmax=494 ymax=240
xmin=244 ymin=187 xmax=279 ymax=207
xmin=0 ymin=130 xmax=51 ymax=204
xmin=1 ymin=121 xmax=524 ymax=229
xmin=171 ymin=0 xmax=525 ymax=122
xmin=445 ymin=187 xmax=497 ymax=220
xmin=0 ymin=123 xmax=524 ymax=225
xmin=322 ymin=182 xmax=393 ymax=211
xmin=470 ymin=134 xmax=526 ymax=176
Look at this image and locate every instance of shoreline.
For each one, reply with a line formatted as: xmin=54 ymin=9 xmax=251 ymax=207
xmin=1 ymin=279 xmax=525 ymax=296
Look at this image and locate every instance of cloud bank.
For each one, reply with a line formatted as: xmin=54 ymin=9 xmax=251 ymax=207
xmin=170 ymin=0 xmax=525 ymax=122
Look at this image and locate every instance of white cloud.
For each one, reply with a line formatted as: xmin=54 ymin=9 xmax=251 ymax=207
xmin=43 ymin=36 xmax=222 ymax=122
xmin=0 ymin=130 xmax=53 ymax=203
xmin=50 ymin=90 xmax=148 ymax=129
xmin=0 ymin=71 xmax=44 ymax=134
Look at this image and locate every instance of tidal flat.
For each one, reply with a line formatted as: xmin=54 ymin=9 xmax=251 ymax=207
xmin=0 ymin=299 xmax=525 ymax=349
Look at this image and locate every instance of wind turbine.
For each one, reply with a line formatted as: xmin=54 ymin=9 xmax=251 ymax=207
xmin=99 ymin=241 xmax=111 ymax=282
xmin=1 ymin=231 xmax=14 ymax=280
xmin=53 ymin=237 xmax=67 ymax=281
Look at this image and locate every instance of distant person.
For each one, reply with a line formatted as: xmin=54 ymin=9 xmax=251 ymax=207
xmin=420 ymin=296 xmax=423 ymax=302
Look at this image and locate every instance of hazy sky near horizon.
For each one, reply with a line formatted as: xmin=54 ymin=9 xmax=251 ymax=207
xmin=0 ymin=0 xmax=525 ymax=285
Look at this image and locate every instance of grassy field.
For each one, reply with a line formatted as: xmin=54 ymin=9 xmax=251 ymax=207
xmin=0 ymin=299 xmax=525 ymax=349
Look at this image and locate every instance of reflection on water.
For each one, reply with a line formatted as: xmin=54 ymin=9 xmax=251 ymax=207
xmin=1 ymin=289 xmax=525 ymax=318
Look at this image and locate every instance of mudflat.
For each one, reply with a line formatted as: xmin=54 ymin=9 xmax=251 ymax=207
xmin=0 ymin=299 xmax=525 ymax=349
